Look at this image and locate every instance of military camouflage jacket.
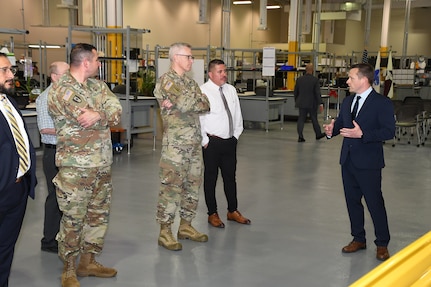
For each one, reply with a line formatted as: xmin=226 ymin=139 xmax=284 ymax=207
xmin=48 ymin=72 xmax=122 ymax=168
xmin=154 ymin=69 xmax=210 ymax=146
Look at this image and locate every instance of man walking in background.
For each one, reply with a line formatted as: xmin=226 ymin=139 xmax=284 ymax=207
xmin=294 ymin=63 xmax=326 ymax=142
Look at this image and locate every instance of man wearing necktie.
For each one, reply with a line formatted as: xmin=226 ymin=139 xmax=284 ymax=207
xmin=200 ymin=59 xmax=250 ymax=228
xmin=0 ymin=52 xmax=37 ymax=287
xmin=324 ymin=63 xmax=395 ymax=261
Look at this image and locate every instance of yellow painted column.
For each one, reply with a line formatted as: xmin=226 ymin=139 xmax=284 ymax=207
xmin=107 ymin=30 xmax=123 ymax=84
xmin=107 ymin=0 xmax=123 ymax=84
xmin=287 ymin=41 xmax=298 ymax=90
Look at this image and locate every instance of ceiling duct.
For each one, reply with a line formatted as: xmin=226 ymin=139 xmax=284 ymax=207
xmin=258 ymin=0 xmax=268 ymax=30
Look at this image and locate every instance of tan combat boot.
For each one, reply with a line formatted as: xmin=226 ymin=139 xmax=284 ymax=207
xmin=177 ymin=219 xmax=209 ymax=242
xmin=61 ymin=256 xmax=80 ymax=287
xmin=76 ymin=253 xmax=117 ymax=278
xmin=158 ymin=224 xmax=182 ymax=251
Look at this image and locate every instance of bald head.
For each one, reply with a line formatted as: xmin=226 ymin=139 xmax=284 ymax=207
xmin=49 ymin=61 xmax=69 ymax=83
xmin=305 ymin=63 xmax=314 ymax=74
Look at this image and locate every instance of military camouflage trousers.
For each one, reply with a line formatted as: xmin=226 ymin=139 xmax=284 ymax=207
xmin=156 ymin=144 xmax=203 ymax=225
xmin=53 ymin=166 xmax=113 ymax=261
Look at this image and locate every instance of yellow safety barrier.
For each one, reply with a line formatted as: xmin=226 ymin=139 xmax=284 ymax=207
xmin=350 ymin=231 xmax=431 ymax=287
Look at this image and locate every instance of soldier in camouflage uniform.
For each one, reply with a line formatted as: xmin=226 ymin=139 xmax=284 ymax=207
xmin=48 ymin=43 xmax=122 ymax=287
xmin=154 ymin=42 xmax=210 ymax=251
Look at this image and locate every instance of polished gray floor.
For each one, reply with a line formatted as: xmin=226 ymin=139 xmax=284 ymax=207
xmin=9 ymin=115 xmax=431 ymax=287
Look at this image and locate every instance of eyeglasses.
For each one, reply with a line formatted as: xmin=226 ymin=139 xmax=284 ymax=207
xmin=176 ymin=54 xmax=195 ymax=60
xmin=0 ymin=67 xmax=17 ymax=76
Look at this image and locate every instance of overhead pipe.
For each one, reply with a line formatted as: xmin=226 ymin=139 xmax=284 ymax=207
xmin=303 ymin=0 xmax=312 ymax=35
xmin=363 ymin=0 xmax=372 ymax=49
xmin=313 ymin=0 xmax=322 ymax=54
xmin=402 ymin=0 xmax=411 ymax=67
xmin=286 ymin=0 xmax=299 ymax=90
xmin=257 ymin=0 xmax=267 ymax=30
xmin=221 ymin=0 xmax=231 ymax=58
xmin=42 ymin=0 xmax=50 ymax=26
xmin=380 ymin=0 xmax=391 ymax=57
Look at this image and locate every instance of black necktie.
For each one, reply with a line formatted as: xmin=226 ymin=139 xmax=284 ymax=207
xmin=351 ymin=96 xmax=361 ymax=121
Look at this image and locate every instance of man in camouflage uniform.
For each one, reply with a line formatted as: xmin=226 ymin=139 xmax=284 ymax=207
xmin=48 ymin=43 xmax=122 ymax=287
xmin=154 ymin=42 xmax=210 ymax=251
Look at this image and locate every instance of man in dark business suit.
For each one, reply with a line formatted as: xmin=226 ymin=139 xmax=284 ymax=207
xmin=0 ymin=52 xmax=37 ymax=287
xmin=324 ymin=63 xmax=395 ymax=261
xmin=294 ymin=63 xmax=326 ymax=142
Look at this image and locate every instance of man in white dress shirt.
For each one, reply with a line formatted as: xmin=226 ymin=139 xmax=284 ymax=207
xmin=200 ymin=59 xmax=250 ymax=228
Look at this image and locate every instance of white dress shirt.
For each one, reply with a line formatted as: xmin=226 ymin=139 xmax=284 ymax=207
xmin=199 ymin=79 xmax=243 ymax=146
xmin=351 ymin=86 xmax=372 ymax=116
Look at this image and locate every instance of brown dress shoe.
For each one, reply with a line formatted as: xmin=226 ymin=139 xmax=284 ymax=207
xmin=342 ymin=241 xmax=366 ymax=253
xmin=227 ymin=210 xmax=251 ymax=225
xmin=376 ymin=246 xmax=390 ymax=261
xmin=208 ymin=213 xmax=225 ymax=228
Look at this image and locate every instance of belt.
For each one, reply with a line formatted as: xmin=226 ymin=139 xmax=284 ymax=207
xmin=207 ymin=134 xmax=231 ymax=140
xmin=44 ymin=144 xmax=57 ymax=149
xmin=207 ymin=134 xmax=223 ymax=140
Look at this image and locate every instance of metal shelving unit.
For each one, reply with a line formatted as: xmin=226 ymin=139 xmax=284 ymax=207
xmin=67 ymin=25 xmax=155 ymax=153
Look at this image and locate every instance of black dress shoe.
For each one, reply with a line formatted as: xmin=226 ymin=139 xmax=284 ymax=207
xmin=298 ymin=138 xmax=305 ymax=142
xmin=41 ymin=246 xmax=58 ymax=253
xmin=316 ymin=133 xmax=326 ymax=140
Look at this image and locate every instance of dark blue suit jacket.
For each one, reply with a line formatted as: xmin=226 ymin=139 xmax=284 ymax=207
xmin=332 ymin=89 xmax=395 ymax=169
xmin=0 ymin=96 xmax=37 ymax=199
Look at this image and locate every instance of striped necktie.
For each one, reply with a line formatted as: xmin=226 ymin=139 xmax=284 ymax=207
xmin=1 ymin=95 xmax=29 ymax=174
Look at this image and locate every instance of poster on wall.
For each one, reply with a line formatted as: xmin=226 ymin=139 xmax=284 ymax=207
xmin=156 ymin=58 xmax=205 ymax=86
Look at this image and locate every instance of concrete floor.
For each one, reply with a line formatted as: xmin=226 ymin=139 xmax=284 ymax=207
xmin=9 ymin=116 xmax=431 ymax=287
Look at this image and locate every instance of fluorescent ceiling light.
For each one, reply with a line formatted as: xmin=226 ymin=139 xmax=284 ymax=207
xmin=233 ymin=1 xmax=252 ymax=4
xmin=28 ymin=44 xmax=62 ymax=49
xmin=267 ymin=5 xmax=281 ymax=9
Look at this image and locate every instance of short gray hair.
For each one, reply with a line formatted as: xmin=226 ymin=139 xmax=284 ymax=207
xmin=169 ymin=42 xmax=192 ymax=61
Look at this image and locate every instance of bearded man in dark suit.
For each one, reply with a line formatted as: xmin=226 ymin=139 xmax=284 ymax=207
xmin=0 ymin=52 xmax=37 ymax=287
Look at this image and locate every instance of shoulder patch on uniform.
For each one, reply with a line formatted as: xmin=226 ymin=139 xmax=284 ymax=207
xmin=63 ymin=89 xmax=87 ymax=108
xmin=164 ymin=81 xmax=173 ymax=91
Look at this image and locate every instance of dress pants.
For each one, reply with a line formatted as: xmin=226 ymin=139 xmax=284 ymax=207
xmin=341 ymin=155 xmax=390 ymax=247
xmin=203 ymin=136 xmax=238 ymax=215
xmin=41 ymin=145 xmax=61 ymax=249
xmin=297 ymin=107 xmax=322 ymax=139
xmin=0 ymin=178 xmax=28 ymax=287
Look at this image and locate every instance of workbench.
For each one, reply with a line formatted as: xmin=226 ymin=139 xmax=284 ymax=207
xmin=116 ymin=95 xmax=159 ymax=150
xmin=238 ymin=93 xmax=285 ymax=131
xmin=272 ymin=90 xmax=330 ymax=120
